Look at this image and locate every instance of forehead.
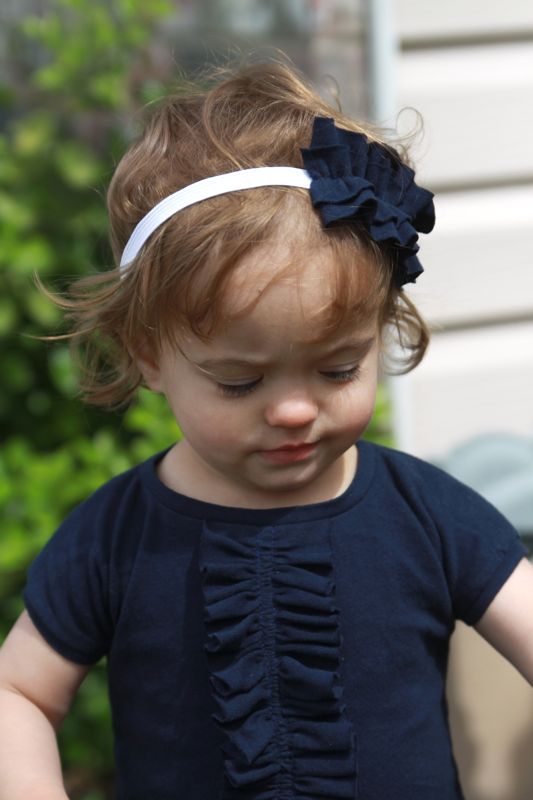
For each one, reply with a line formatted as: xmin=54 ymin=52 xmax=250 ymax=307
xmin=179 ymin=283 xmax=378 ymax=366
xmin=221 ymin=227 xmax=381 ymax=341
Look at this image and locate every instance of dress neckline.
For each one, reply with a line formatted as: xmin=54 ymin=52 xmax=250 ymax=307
xmin=139 ymin=439 xmax=376 ymax=524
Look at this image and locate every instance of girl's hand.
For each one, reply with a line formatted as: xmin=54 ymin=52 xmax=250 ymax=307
xmin=475 ymin=557 xmax=533 ymax=685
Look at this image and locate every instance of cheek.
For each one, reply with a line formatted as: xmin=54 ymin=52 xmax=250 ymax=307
xmin=171 ymin=397 xmax=243 ymax=450
xmin=335 ymin=380 xmax=378 ymax=431
xmin=356 ymin=398 xmax=377 ymax=431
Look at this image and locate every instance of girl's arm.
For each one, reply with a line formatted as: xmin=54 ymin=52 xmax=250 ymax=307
xmin=0 ymin=610 xmax=91 ymax=799
xmin=474 ymin=557 xmax=533 ymax=686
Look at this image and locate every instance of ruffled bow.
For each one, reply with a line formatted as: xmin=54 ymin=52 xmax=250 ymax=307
xmin=301 ymin=116 xmax=435 ymax=286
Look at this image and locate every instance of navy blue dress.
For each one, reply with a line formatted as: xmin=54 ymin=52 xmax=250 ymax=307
xmin=23 ymin=441 xmax=527 ymax=799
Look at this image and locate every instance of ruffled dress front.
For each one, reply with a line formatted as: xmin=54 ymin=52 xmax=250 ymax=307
xmin=199 ymin=521 xmax=358 ymax=798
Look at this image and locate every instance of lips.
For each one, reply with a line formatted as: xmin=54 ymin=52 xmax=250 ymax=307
xmin=258 ymin=442 xmax=317 ymax=464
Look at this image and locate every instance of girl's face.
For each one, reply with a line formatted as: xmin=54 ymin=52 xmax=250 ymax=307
xmin=139 ymin=245 xmax=381 ymax=508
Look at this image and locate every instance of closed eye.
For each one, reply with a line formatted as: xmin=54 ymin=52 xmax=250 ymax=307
xmin=320 ymin=365 xmax=361 ymax=383
xmin=216 ymin=378 xmax=263 ymax=398
xmin=216 ymin=366 xmax=361 ymax=398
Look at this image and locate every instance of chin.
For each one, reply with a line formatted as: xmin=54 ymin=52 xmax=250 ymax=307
xmin=261 ymin=463 xmax=326 ymax=491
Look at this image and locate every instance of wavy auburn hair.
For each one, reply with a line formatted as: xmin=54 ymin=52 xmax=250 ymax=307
xmin=38 ymin=59 xmax=430 ymax=409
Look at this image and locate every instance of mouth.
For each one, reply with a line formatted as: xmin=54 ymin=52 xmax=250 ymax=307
xmin=258 ymin=442 xmax=318 ymax=464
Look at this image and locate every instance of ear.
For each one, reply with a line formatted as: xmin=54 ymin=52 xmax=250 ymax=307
xmin=135 ymin=347 xmax=164 ymax=392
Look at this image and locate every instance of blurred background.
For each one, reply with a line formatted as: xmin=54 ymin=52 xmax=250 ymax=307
xmin=1 ymin=1 xmax=532 ymax=798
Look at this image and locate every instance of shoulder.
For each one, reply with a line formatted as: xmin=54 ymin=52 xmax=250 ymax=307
xmin=364 ymin=439 xmax=487 ymax=500
xmin=22 ymin=447 xmax=173 ymax=663
xmin=360 ymin=439 xmax=518 ymax=531
xmin=44 ymin=447 xmax=169 ymax=554
xmin=360 ymin=441 xmax=527 ymax=625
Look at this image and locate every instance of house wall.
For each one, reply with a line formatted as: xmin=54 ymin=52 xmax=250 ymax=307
xmin=389 ymin=1 xmax=533 ymax=461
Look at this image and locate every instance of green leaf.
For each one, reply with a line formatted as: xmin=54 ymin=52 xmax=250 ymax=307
xmin=25 ymin=390 xmax=53 ymax=416
xmin=1 ymin=353 xmax=34 ymax=392
xmin=12 ymin=114 xmax=56 ymax=158
xmin=11 ymin=238 xmax=55 ymax=277
xmin=48 ymin=345 xmax=79 ymax=396
xmin=0 ymin=193 xmax=34 ymax=232
xmin=55 ymin=143 xmax=103 ymax=187
xmin=24 ymin=286 xmax=61 ymax=325
xmin=88 ymin=73 xmax=126 ymax=109
xmin=0 ymin=298 xmax=18 ymax=336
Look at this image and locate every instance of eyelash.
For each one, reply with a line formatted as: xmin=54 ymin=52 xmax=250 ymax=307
xmin=323 ymin=365 xmax=361 ymax=382
xmin=217 ymin=379 xmax=262 ymax=398
xmin=216 ymin=366 xmax=361 ymax=398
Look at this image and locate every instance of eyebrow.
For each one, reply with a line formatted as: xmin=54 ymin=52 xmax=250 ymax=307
xmin=320 ymin=336 xmax=376 ymax=358
xmin=194 ymin=337 xmax=376 ymax=372
xmin=196 ymin=358 xmax=267 ymax=371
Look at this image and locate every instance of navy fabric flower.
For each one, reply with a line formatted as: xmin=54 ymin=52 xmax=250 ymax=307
xmin=300 ymin=117 xmax=435 ymax=286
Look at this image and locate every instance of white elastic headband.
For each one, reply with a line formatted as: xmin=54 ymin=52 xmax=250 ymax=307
xmin=119 ymin=166 xmax=312 ymax=273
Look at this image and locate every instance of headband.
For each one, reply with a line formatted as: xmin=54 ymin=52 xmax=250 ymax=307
xmin=120 ymin=116 xmax=435 ymax=286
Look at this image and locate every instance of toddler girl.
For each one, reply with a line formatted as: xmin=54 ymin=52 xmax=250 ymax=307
xmin=1 ymin=61 xmax=532 ymax=800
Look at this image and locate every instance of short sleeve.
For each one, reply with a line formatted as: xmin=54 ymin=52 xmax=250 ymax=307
xmin=23 ymin=502 xmax=113 ymax=665
xmin=437 ymin=480 xmax=528 ymax=626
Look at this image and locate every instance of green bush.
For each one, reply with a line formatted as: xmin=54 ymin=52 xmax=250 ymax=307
xmin=0 ymin=0 xmax=172 ymax=450
xmin=0 ymin=2 xmax=177 ymax=796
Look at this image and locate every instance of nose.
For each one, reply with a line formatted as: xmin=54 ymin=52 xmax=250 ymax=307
xmin=264 ymin=392 xmax=319 ymax=429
